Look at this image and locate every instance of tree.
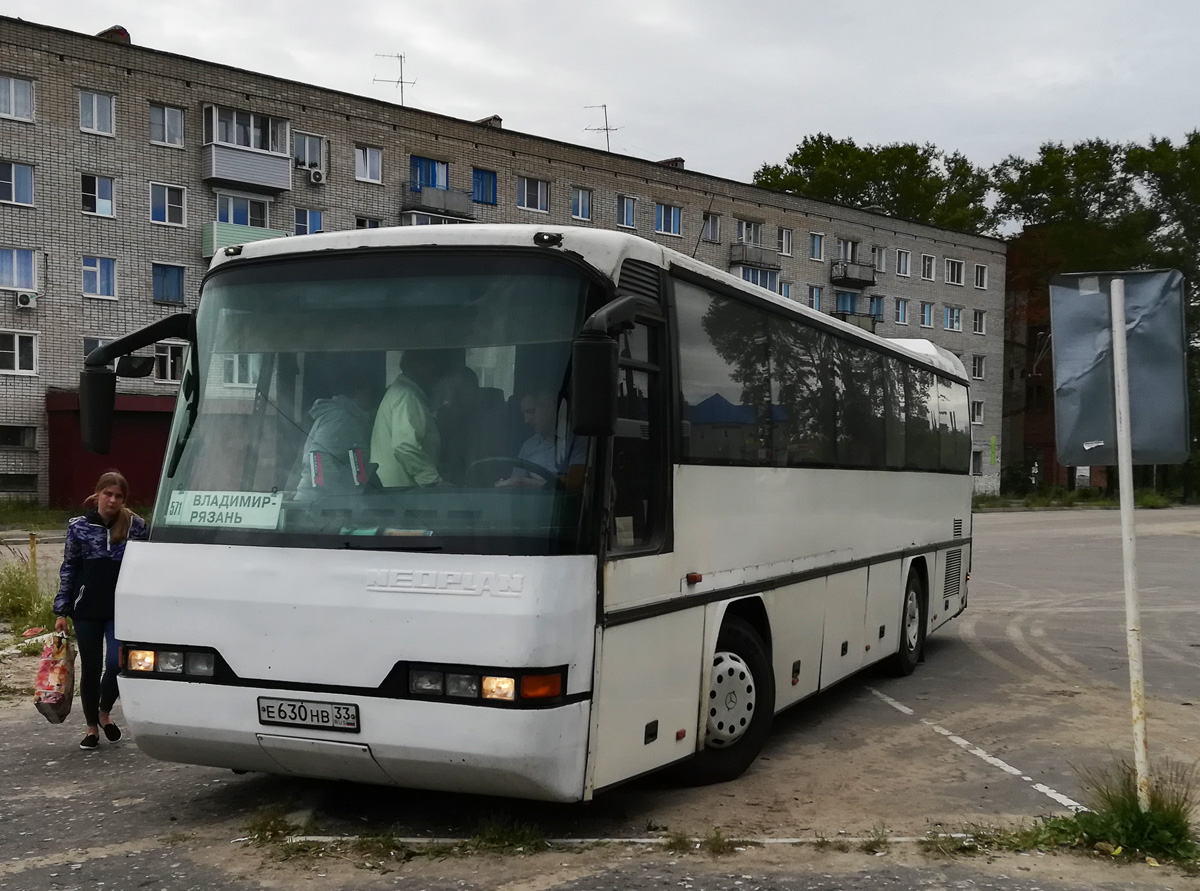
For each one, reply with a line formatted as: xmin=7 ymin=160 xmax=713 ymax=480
xmin=753 ymin=134 xmax=996 ymax=235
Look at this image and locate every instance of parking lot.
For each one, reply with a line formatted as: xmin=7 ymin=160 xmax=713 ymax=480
xmin=2 ymin=508 xmax=1199 ymax=889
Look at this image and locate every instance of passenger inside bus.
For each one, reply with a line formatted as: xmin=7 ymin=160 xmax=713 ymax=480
xmin=368 ymin=348 xmax=461 ymax=487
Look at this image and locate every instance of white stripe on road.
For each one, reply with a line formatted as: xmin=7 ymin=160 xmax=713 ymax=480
xmin=867 ymin=686 xmax=1085 ymax=812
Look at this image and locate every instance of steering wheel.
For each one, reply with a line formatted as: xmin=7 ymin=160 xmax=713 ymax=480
xmin=465 ymin=456 xmax=562 ymax=488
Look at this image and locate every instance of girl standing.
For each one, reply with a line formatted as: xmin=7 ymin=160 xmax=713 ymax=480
xmin=53 ymin=471 xmax=148 ymax=750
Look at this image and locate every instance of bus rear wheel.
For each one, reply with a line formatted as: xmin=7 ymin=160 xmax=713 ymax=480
xmin=887 ymin=570 xmax=926 ymax=676
xmin=676 ymin=616 xmax=775 ymax=786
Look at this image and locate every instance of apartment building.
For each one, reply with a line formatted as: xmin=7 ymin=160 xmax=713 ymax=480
xmin=0 ymin=17 xmax=1005 ymax=504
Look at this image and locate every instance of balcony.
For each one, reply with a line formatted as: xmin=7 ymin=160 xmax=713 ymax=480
xmin=202 ymin=143 xmax=292 ymax=191
xmin=830 ymin=311 xmax=878 ymax=333
xmin=400 ymin=184 xmax=474 ymax=219
xmin=830 ymin=260 xmax=877 ymax=288
xmin=202 ymin=222 xmax=289 ymax=258
xmin=729 ymin=242 xmax=780 ymax=269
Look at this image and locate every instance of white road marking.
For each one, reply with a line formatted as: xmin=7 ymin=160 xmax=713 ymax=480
xmin=867 ymin=686 xmax=1085 ymax=812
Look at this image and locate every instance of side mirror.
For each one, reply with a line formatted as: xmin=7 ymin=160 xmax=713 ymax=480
xmin=571 ymin=332 xmax=619 ymax=437
xmin=79 ymin=367 xmax=117 ymax=454
xmin=116 ymin=355 xmax=156 ymax=378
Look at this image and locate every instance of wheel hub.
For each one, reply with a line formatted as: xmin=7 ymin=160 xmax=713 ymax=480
xmin=706 ymin=650 xmax=756 ymax=748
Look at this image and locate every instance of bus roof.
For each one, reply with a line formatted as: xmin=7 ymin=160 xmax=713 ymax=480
xmin=210 ymin=224 xmax=965 ymax=381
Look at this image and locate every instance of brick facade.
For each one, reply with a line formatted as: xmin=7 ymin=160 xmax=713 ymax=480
xmin=0 ymin=17 xmax=1005 ymax=502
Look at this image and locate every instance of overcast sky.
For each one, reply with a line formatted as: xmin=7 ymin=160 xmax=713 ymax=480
xmin=9 ymin=1 xmax=1199 ymax=182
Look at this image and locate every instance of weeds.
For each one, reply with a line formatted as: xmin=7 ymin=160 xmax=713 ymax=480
xmin=245 ymin=805 xmax=297 ymax=846
xmin=463 ymin=815 xmax=548 ymax=854
xmin=858 ymin=824 xmax=890 ymax=855
xmin=0 ymin=501 xmax=75 ymax=531
xmin=699 ymin=829 xmax=738 ymax=856
xmin=0 ymin=554 xmax=56 ymax=638
xmin=662 ymin=830 xmax=694 ymax=853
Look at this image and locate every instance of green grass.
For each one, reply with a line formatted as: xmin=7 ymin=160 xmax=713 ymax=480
xmin=0 ymin=556 xmax=56 ymax=638
xmin=698 ymin=829 xmax=738 ymax=856
xmin=858 ymin=824 xmax=890 ymax=855
xmin=0 ymin=501 xmax=76 ymax=531
xmin=462 ymin=815 xmax=548 ymax=854
xmin=923 ymin=759 xmax=1198 ymax=865
xmin=662 ymin=830 xmax=694 ymax=853
xmin=244 ymin=805 xmax=297 ymax=846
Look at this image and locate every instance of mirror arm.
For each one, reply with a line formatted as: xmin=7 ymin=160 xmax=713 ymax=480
xmin=85 ymin=312 xmax=192 ymax=369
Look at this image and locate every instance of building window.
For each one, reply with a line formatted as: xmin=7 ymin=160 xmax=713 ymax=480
xmin=972 ymin=354 xmax=985 ymax=379
xmin=868 ymin=295 xmax=884 ymax=319
xmin=740 ymin=267 xmax=778 ymax=291
xmin=896 ymin=249 xmax=910 ymax=276
xmin=971 ymin=450 xmax=983 ymax=475
xmin=0 ymin=247 xmax=35 ymax=290
xmin=808 ymin=285 xmax=822 ymax=310
xmin=355 ymin=146 xmax=382 ymax=183
xmin=355 ymin=216 xmax=382 ymax=229
xmin=217 ymin=194 xmax=268 ymax=228
xmin=945 ymin=258 xmax=964 ymax=286
xmin=82 ymin=337 xmax=109 ymax=363
xmin=1 ymin=162 xmax=34 ymax=206
xmin=735 ymin=219 xmax=761 ymax=245
xmin=222 ymin=353 xmax=261 ymax=386
xmin=920 ymin=301 xmax=934 ymax=327
xmin=155 ymin=342 xmax=187 ymax=382
xmin=872 ymin=246 xmax=886 ymax=272
xmin=616 ymin=194 xmax=636 ymax=227
xmin=701 ymin=213 xmax=720 ymax=243
xmin=472 ymin=169 xmax=497 ymax=205
xmin=150 ymin=104 xmax=184 ymax=146
xmin=517 ymin=176 xmax=549 ymax=212
xmin=777 ymin=227 xmax=793 ymax=256
xmin=203 ymin=104 xmax=288 ymax=153
xmin=970 ymin=400 xmax=984 ymax=425
xmin=809 ymin=232 xmax=824 ymax=260
xmin=82 ymin=256 xmax=116 ymax=298
xmin=0 ymin=425 xmax=36 ymax=449
xmin=974 ymin=263 xmax=988 ymax=289
xmin=410 ymin=155 xmax=448 ymax=191
xmin=836 ymin=238 xmax=859 ymax=262
xmin=835 ymin=291 xmax=857 ymax=313
xmin=655 ymin=203 xmax=682 ymax=236
xmin=779 ymin=281 xmax=792 ymax=299
xmin=944 ymin=306 xmax=963 ymax=331
xmin=895 ymin=297 xmax=908 ymax=324
xmin=292 ymin=132 xmax=323 ymax=169
xmin=152 ymin=263 xmax=185 ymax=304
xmin=295 ymin=208 xmax=323 ymax=235
xmin=921 ymin=254 xmax=935 ymax=280
xmin=569 ymin=186 xmax=592 ymax=220
xmin=0 ymin=330 xmax=36 ymax=373
xmin=79 ymin=90 xmax=114 ymax=135
xmin=0 ymin=473 xmax=37 ymax=492
xmin=150 ymin=183 xmax=185 ymax=225
xmin=81 ymin=174 xmax=114 ymax=216
xmin=0 ymin=76 xmax=34 ymax=121
xmin=973 ymin=309 xmax=987 ymax=335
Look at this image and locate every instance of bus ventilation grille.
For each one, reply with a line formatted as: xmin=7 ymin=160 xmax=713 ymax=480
xmin=953 ymin=518 xmax=963 ymax=538
xmin=618 ymin=259 xmax=661 ymax=301
xmin=944 ymin=549 xmax=962 ymax=599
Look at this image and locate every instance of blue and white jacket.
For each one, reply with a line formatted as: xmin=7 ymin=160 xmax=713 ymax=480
xmin=54 ymin=510 xmax=149 ymax=621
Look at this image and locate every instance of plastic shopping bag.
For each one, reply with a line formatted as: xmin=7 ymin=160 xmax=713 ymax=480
xmin=33 ymin=632 xmax=75 ymax=724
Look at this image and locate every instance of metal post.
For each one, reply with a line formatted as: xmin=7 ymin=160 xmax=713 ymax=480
xmin=28 ymin=532 xmax=37 ymax=585
xmin=1110 ymin=277 xmax=1152 ymax=810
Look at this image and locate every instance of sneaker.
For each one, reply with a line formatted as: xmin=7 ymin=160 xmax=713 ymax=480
xmin=101 ymin=722 xmax=122 ymax=742
xmin=79 ymin=733 xmax=99 ymax=750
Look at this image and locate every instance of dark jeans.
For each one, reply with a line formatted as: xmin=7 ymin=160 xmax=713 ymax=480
xmin=73 ymin=617 xmax=119 ymax=728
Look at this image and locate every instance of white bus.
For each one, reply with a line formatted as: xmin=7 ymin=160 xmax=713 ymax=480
xmin=80 ymin=224 xmax=971 ymax=801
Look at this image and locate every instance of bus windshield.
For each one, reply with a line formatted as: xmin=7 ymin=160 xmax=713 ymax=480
xmin=153 ymin=249 xmax=600 ymax=555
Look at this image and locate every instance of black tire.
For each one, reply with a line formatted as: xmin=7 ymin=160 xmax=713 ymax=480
xmin=886 ymin=570 xmax=926 ymax=676
xmin=675 ymin=616 xmax=775 ymax=786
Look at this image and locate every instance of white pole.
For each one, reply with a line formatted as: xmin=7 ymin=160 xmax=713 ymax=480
xmin=1110 ymin=277 xmax=1151 ymax=810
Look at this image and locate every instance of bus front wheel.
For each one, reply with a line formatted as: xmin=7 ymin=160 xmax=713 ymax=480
xmin=887 ymin=570 xmax=926 ymax=676
xmin=677 ymin=616 xmax=775 ymax=786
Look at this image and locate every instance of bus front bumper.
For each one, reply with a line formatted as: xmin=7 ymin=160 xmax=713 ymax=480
xmin=120 ymin=678 xmax=591 ymax=802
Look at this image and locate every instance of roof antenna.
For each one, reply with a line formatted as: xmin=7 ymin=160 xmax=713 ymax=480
xmin=374 ymin=53 xmax=417 ymax=106
xmin=584 ymin=104 xmax=622 ymax=152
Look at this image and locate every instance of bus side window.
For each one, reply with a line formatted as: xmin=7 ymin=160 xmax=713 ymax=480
xmin=611 ymin=320 xmax=665 ymax=551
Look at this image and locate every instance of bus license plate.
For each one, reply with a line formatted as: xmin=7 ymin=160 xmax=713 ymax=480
xmin=257 ymin=697 xmax=360 ymax=733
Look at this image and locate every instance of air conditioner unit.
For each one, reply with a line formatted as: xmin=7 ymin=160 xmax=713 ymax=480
xmin=15 ymin=293 xmax=37 ymax=309
xmin=309 ymin=168 xmax=326 ymax=185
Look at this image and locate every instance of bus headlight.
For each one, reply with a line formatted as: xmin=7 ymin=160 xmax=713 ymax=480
xmin=482 ymin=676 xmax=516 ymax=701
xmin=157 ymin=651 xmax=185 ymax=673
xmin=409 ymin=670 xmax=444 ymax=695
xmin=127 ymin=650 xmax=156 ymax=672
xmin=446 ymin=674 xmax=480 ymax=698
xmin=184 ymin=652 xmax=215 ymax=677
